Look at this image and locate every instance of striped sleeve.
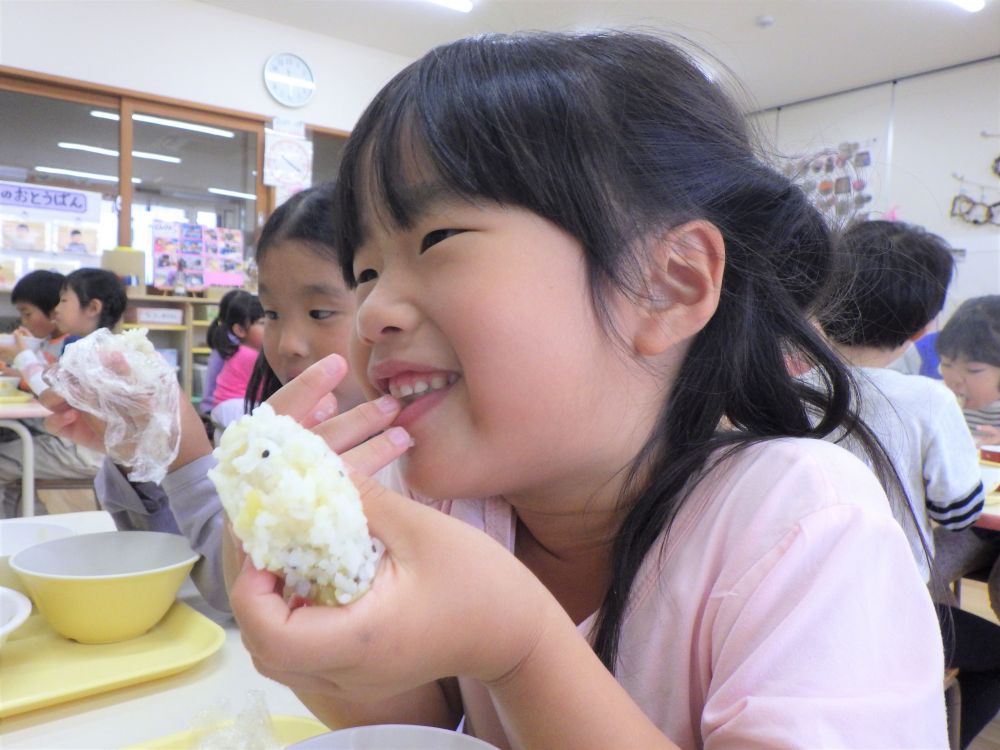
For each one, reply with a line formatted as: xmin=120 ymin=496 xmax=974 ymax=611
xmin=927 ymin=481 xmax=985 ymax=530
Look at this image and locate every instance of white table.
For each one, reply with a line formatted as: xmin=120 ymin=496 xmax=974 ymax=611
xmin=0 ymin=399 xmax=51 ymax=518
xmin=0 ymin=513 xmax=316 ymax=748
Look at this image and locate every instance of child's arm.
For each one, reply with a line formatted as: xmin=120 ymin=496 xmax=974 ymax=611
xmin=925 ymin=381 xmax=986 ymax=529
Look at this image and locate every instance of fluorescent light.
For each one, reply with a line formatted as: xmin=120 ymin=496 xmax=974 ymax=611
xmin=948 ymin=0 xmax=985 ymax=9
xmin=208 ymin=187 xmax=256 ymax=201
xmin=426 ymin=0 xmax=473 ymax=11
xmin=90 ymin=110 xmax=234 ymax=138
xmin=263 ymin=71 xmax=316 ymax=90
xmin=58 ymin=142 xmax=181 ymax=164
xmin=35 ymin=166 xmax=141 ymax=184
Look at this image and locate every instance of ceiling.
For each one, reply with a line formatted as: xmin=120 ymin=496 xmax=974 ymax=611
xmin=200 ymin=0 xmax=1000 ymax=110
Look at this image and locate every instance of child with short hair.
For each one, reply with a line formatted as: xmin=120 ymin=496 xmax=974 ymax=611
xmin=0 ymin=270 xmax=68 ymax=380
xmin=938 ymin=295 xmax=1000 ymax=446
xmin=818 ymin=219 xmax=998 ymax=748
xmin=0 ymin=268 xmax=127 ymax=517
xmin=228 ymin=32 xmax=946 ymax=747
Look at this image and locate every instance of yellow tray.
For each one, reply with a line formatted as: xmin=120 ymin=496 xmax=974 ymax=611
xmin=0 ymin=601 xmax=224 ymax=718
xmin=123 ymin=714 xmax=328 ymax=749
xmin=0 ymin=392 xmax=32 ymax=404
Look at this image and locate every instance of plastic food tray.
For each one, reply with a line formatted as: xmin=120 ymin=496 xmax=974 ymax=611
xmin=0 ymin=392 xmax=33 ymax=404
xmin=122 ymin=714 xmax=328 ymax=749
xmin=0 ymin=601 xmax=224 ymax=718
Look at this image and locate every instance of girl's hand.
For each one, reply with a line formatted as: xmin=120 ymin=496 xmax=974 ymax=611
xmin=41 ymin=390 xmax=108 ymax=454
xmin=974 ymin=424 xmax=1000 ymax=448
xmin=229 ymin=353 xmax=562 ymax=701
xmin=230 ymin=472 xmax=559 ymax=703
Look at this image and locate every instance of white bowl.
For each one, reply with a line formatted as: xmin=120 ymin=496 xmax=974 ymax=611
xmin=0 ymin=585 xmax=32 ymax=648
xmin=0 ymin=521 xmax=73 ymax=596
xmin=288 ymin=725 xmax=499 ymax=749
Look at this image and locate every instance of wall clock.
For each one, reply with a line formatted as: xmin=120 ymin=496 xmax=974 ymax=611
xmin=264 ymin=52 xmax=315 ymax=108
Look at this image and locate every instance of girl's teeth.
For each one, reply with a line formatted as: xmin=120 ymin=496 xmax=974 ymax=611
xmin=431 ymin=375 xmax=446 ymax=389
xmin=399 ymin=384 xmax=414 ymax=397
xmin=413 ymin=380 xmax=429 ymax=394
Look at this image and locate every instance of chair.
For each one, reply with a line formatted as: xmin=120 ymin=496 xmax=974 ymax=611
xmin=944 ymin=667 xmax=961 ymax=750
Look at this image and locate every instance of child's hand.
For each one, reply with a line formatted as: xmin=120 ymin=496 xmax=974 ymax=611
xmin=229 ymin=471 xmax=560 ymax=703
xmin=41 ymin=390 xmax=108 ymax=454
xmin=974 ymin=424 xmax=1000 ymax=448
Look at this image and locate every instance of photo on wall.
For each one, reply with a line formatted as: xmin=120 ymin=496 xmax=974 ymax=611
xmin=1 ymin=219 xmax=46 ymax=251
xmin=56 ymin=224 xmax=99 ymax=255
xmin=27 ymin=256 xmax=80 ymax=275
xmin=0 ymin=255 xmax=22 ymax=290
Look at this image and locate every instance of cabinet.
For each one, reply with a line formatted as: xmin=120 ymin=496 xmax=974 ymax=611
xmin=121 ymin=292 xmax=223 ymax=403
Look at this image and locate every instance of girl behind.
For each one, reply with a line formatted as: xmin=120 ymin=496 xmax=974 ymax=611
xmin=207 ymin=290 xmax=263 ymax=431
xmin=229 ymin=32 xmax=945 ymax=748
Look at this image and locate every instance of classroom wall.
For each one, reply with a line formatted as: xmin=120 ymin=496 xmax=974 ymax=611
xmin=0 ymin=0 xmax=413 ymax=132
xmin=760 ymin=58 xmax=1000 ymax=316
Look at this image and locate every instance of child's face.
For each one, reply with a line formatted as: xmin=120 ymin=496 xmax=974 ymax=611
xmin=350 ymin=197 xmax=661 ymax=505
xmin=239 ymin=319 xmax=266 ymax=351
xmin=940 ymin=355 xmax=1000 ymax=410
xmin=258 ymin=241 xmax=365 ymax=411
xmin=53 ymin=288 xmax=98 ymax=337
xmin=15 ymin=302 xmax=57 ymax=339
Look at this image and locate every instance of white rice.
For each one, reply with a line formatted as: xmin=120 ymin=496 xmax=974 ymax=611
xmin=208 ymin=403 xmax=382 ymax=605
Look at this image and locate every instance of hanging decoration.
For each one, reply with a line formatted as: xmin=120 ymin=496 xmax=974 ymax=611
xmin=782 ymin=140 xmax=877 ymax=224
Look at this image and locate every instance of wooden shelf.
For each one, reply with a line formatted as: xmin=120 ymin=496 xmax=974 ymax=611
xmin=191 ymin=320 xmax=210 ymax=327
xmin=191 ymin=347 xmax=211 ymax=355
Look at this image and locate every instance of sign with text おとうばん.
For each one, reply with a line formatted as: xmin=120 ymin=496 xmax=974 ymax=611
xmin=0 ymin=180 xmax=102 ymax=224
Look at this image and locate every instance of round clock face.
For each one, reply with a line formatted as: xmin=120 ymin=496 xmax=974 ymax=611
xmin=264 ymin=52 xmax=315 ymax=108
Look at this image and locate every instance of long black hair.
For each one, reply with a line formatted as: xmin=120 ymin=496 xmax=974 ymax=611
xmin=333 ymin=31 xmax=903 ymax=671
xmin=206 ymin=289 xmax=262 ymax=360
xmin=244 ymin=182 xmax=341 ymax=413
xmin=62 ymin=268 xmax=127 ymax=330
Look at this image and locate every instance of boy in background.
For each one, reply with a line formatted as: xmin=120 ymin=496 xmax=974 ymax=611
xmin=818 ymin=219 xmax=999 ymax=749
xmin=0 ymin=270 xmax=69 ymax=385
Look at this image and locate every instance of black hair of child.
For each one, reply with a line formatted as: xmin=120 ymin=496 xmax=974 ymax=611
xmin=937 ymin=295 xmax=1000 ymax=369
xmin=820 ymin=220 xmax=955 ymax=350
xmin=62 ymin=268 xmax=127 ymax=330
xmin=207 ymin=290 xmax=262 ymax=361
xmin=11 ymin=269 xmax=64 ymax=316
xmin=332 ymin=31 xmax=905 ymax=671
xmin=244 ymin=182 xmax=341 ymax=413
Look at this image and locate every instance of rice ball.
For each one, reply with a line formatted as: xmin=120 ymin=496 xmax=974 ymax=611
xmin=209 ymin=403 xmax=382 ymax=605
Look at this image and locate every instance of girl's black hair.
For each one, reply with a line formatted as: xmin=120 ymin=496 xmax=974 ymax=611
xmin=62 ymin=268 xmax=127 ymax=330
xmin=244 ymin=182 xmax=341 ymax=413
xmin=207 ymin=290 xmax=263 ymax=360
xmin=333 ymin=31 xmax=905 ymax=671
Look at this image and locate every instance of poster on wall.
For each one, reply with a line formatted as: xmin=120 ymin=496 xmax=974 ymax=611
xmin=782 ymin=140 xmax=878 ymax=224
xmin=1 ymin=219 xmax=47 ymax=251
xmin=150 ymin=221 xmax=244 ymax=290
xmin=55 ymin=223 xmax=99 ymax=255
xmin=0 ymin=256 xmax=22 ymax=290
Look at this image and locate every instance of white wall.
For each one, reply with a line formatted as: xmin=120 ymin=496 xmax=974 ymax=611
xmin=0 ymin=0 xmax=413 ymax=132
xmin=760 ymin=58 xmax=1000 ymax=315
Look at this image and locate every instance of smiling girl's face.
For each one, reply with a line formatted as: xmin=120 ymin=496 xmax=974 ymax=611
xmin=258 ymin=240 xmax=365 ymax=412
xmin=940 ymin=355 xmax=1000 ymax=410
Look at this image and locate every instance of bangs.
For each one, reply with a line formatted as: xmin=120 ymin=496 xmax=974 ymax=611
xmin=334 ymin=33 xmax=636 ymax=286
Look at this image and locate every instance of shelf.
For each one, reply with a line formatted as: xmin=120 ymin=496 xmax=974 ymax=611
xmin=121 ymin=323 xmax=187 ymax=331
xmin=191 ymin=347 xmax=211 ymax=355
xmin=191 ymin=320 xmax=211 ymax=327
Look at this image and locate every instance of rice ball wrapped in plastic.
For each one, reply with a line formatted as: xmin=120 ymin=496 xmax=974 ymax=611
xmin=209 ymin=403 xmax=382 ymax=605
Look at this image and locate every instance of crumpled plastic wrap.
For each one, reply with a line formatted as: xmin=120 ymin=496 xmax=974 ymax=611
xmin=190 ymin=691 xmax=280 ymax=750
xmin=44 ymin=328 xmax=181 ymax=483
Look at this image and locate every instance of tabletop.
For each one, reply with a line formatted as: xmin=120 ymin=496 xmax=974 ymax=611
xmin=0 ymin=513 xmax=317 ymax=749
xmin=0 ymin=399 xmax=50 ymax=420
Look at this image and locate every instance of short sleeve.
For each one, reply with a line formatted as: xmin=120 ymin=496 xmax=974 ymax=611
xmin=924 ymin=381 xmax=984 ymax=529
xmin=702 ymin=482 xmax=947 ymax=747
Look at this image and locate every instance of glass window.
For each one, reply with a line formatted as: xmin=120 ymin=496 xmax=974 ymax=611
xmin=310 ymin=131 xmax=348 ymax=184
xmin=0 ymin=89 xmax=119 ymax=288
xmin=125 ymin=108 xmax=258 ymax=290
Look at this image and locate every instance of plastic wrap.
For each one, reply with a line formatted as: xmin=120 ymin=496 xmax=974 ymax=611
xmin=44 ymin=328 xmax=181 ymax=483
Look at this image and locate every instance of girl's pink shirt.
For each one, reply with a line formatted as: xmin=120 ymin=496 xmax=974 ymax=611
xmin=212 ymin=345 xmax=258 ymax=404
xmin=401 ymin=438 xmax=946 ymax=749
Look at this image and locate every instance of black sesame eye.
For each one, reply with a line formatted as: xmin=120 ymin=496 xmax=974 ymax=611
xmin=261 ymin=450 xmax=270 ymax=458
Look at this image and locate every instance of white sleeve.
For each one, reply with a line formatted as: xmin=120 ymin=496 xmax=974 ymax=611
xmin=12 ymin=348 xmax=47 ymax=396
xmin=923 ymin=380 xmax=985 ymax=529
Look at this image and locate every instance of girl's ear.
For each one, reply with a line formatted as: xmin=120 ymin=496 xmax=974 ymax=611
xmin=86 ymin=298 xmax=104 ymax=321
xmin=631 ymin=220 xmax=725 ymax=357
xmin=232 ymin=323 xmax=248 ymax=340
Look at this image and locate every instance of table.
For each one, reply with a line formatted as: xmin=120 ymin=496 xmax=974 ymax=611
xmin=0 ymin=400 xmax=50 ymax=518
xmin=0 ymin=513 xmax=316 ymax=748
